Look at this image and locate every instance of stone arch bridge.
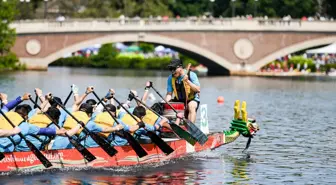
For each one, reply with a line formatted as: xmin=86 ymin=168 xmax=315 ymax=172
xmin=11 ymin=19 xmax=336 ymax=75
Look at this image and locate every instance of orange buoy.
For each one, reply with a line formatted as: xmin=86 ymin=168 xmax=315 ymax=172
xmin=217 ymin=96 xmax=224 ymax=103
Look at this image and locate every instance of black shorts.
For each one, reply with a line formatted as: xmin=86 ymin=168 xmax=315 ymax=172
xmin=171 ymin=99 xmax=200 ymax=111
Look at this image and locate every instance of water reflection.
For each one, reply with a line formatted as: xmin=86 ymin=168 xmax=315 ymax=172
xmin=0 ymin=157 xmax=208 ymax=184
xmin=223 ymin=155 xmax=252 ymax=185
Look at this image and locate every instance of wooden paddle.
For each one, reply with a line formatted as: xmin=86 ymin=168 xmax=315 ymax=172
xmin=129 ymin=91 xmax=197 ymax=146
xmin=91 ymin=91 xmax=148 ymax=158
xmin=29 ymin=97 xmax=96 ymax=162
xmin=149 ymin=84 xmax=208 ymax=145
xmin=0 ymin=109 xmax=52 ymax=168
xmin=111 ymin=96 xmax=174 ymax=155
xmin=51 ymin=95 xmax=118 ymax=157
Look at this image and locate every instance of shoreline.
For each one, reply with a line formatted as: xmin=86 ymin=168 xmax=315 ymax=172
xmin=231 ymin=71 xmax=333 ymax=77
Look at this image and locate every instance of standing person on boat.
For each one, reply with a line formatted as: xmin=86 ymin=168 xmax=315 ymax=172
xmin=165 ymin=59 xmax=201 ymax=123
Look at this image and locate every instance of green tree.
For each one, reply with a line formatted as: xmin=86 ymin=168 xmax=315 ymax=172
xmin=168 ymin=0 xmax=210 ymax=17
xmin=0 ymin=1 xmax=21 ymax=70
xmin=276 ymin=0 xmax=318 ymax=18
xmin=0 ymin=1 xmax=17 ymax=55
xmin=322 ymin=0 xmax=336 ymax=18
xmin=214 ymin=0 xmax=317 ymax=18
xmin=91 ymin=43 xmax=118 ymax=67
xmin=139 ymin=42 xmax=154 ymax=53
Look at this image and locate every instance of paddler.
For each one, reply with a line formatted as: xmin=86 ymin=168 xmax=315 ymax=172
xmin=138 ymin=83 xmax=172 ymax=130
xmin=165 ymin=59 xmax=201 ymax=123
xmin=51 ymin=103 xmax=94 ymax=149
xmin=105 ymin=89 xmax=162 ymax=141
xmin=39 ymin=85 xmax=93 ymax=127
xmin=85 ymin=104 xmax=141 ymax=147
xmin=0 ymin=102 xmax=72 ymax=152
xmin=16 ymin=106 xmax=78 ymax=151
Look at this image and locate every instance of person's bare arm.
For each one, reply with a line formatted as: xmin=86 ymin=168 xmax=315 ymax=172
xmin=72 ymin=86 xmax=93 ymax=111
xmin=0 ymin=126 xmax=21 ymax=137
xmin=183 ymin=75 xmax=200 ymax=93
xmin=41 ymin=93 xmax=52 ymax=112
xmin=64 ymin=124 xmax=82 ymax=137
xmin=165 ymin=92 xmax=172 ymax=102
xmin=35 ymin=88 xmax=46 ymax=104
xmin=101 ymin=124 xmax=123 ymax=133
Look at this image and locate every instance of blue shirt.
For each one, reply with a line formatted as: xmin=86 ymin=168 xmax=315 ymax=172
xmin=0 ymin=121 xmax=44 ymax=152
xmin=16 ymin=123 xmax=57 ymax=151
xmin=84 ymin=119 xmax=130 ymax=147
xmin=1 ymin=96 xmax=23 ymax=113
xmin=51 ymin=120 xmax=100 ymax=150
xmin=167 ymin=71 xmax=200 ymax=102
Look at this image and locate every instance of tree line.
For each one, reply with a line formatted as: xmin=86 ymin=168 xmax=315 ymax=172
xmin=13 ymin=0 xmax=336 ymax=20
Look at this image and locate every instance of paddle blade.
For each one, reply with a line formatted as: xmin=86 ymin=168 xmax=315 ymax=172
xmin=243 ymin=137 xmax=252 ymax=153
xmin=146 ymin=131 xmax=174 ymax=155
xmin=184 ymin=120 xmax=208 ymax=145
xmin=0 ymin=152 xmax=4 ymax=161
xmin=89 ymin=132 xmax=118 ymax=157
xmin=69 ymin=137 xmax=96 ymax=162
xmin=25 ymin=139 xmax=52 ymax=168
xmin=122 ymin=131 xmax=148 ymax=158
xmin=170 ymin=123 xmax=197 ymax=146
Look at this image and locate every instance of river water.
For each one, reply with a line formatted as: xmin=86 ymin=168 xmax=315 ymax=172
xmin=0 ymin=67 xmax=335 ymax=184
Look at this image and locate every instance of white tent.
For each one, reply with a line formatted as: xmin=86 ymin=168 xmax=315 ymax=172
xmin=306 ymin=43 xmax=336 ymax=54
xmin=154 ymin=45 xmax=165 ymax=52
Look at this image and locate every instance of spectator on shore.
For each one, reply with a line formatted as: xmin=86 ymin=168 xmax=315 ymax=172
xmin=119 ymin=14 xmax=125 ymax=25
xmin=56 ymin=15 xmax=65 ymax=26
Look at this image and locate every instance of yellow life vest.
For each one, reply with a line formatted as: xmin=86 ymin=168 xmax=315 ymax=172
xmin=94 ymin=112 xmax=115 ymax=137
xmin=0 ymin=112 xmax=24 ymax=130
xmin=28 ymin=114 xmax=52 ymax=128
xmin=121 ymin=114 xmax=139 ymax=127
xmin=116 ymin=109 xmax=121 ymax=118
xmin=142 ymin=109 xmax=159 ymax=126
xmin=63 ymin=111 xmax=90 ymax=134
xmin=172 ymin=72 xmax=195 ymax=101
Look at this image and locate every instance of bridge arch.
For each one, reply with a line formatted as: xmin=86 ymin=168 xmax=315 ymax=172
xmin=21 ymin=33 xmax=234 ymax=74
xmin=251 ymin=36 xmax=336 ymax=71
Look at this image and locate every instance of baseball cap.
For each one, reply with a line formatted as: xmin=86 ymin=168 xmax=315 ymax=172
xmin=167 ymin=59 xmax=182 ymax=69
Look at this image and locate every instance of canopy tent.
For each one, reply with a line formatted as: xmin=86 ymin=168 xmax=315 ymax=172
xmin=125 ymin=45 xmax=141 ymax=52
xmin=306 ymin=43 xmax=336 ymax=54
xmin=115 ymin=43 xmax=127 ymax=50
xmin=154 ymin=45 xmax=165 ymax=52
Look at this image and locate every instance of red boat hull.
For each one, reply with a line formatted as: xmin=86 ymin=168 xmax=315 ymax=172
xmin=0 ymin=132 xmax=225 ymax=172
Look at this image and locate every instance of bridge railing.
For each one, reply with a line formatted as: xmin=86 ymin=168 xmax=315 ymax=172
xmin=11 ymin=18 xmax=336 ymax=33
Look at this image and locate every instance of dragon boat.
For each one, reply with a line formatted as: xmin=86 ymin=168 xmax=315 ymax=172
xmin=0 ymin=101 xmax=259 ymax=173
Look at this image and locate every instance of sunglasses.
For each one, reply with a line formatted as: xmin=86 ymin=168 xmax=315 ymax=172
xmin=169 ymin=67 xmax=177 ymax=74
xmin=168 ymin=66 xmax=181 ymax=74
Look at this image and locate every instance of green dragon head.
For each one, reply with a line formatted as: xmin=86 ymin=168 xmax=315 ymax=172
xmin=231 ymin=100 xmax=260 ymax=137
xmin=230 ymin=119 xmax=259 ymax=137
